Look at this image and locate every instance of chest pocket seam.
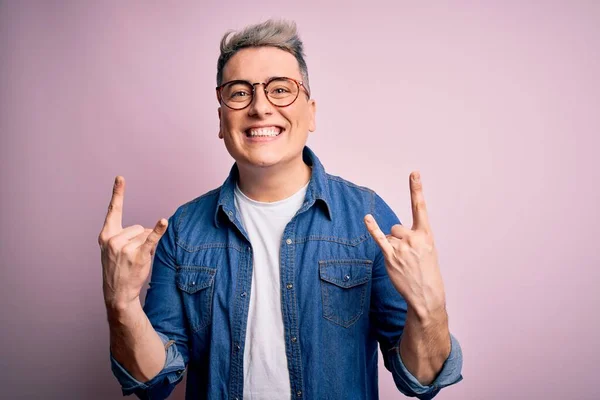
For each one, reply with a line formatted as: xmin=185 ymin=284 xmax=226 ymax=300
xmin=318 ymin=259 xmax=373 ymax=328
xmin=176 ymin=266 xmax=217 ymax=332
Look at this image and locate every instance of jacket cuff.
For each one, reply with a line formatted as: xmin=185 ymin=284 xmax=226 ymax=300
xmin=110 ymin=331 xmax=186 ymax=396
xmin=390 ymin=333 xmax=463 ymax=399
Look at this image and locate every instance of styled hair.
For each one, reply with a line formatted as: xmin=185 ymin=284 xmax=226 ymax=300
xmin=216 ymin=19 xmax=310 ymax=93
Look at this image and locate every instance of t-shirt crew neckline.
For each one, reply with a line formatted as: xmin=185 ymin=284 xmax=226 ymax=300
xmin=234 ymin=181 xmax=310 ymax=207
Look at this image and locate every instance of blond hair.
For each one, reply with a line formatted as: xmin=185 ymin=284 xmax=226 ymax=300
xmin=216 ymin=19 xmax=310 ymax=92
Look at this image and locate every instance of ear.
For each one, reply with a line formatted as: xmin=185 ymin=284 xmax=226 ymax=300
xmin=217 ymin=107 xmax=224 ymax=139
xmin=308 ymin=99 xmax=317 ymax=132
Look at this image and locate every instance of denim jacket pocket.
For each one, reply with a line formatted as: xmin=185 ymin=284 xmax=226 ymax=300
xmin=319 ymin=259 xmax=372 ymax=328
xmin=176 ymin=266 xmax=217 ymax=332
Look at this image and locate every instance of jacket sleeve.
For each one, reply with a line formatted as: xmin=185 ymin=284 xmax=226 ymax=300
xmin=109 ymin=208 xmax=189 ymax=399
xmin=369 ymin=192 xmax=463 ymax=399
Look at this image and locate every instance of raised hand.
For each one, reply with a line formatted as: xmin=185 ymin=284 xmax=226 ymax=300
xmin=98 ymin=176 xmax=168 ymax=311
xmin=364 ymin=172 xmax=446 ymax=318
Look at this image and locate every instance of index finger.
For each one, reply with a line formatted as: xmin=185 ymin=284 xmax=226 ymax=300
xmin=409 ymin=171 xmax=431 ymax=232
xmin=103 ymin=176 xmax=125 ymax=233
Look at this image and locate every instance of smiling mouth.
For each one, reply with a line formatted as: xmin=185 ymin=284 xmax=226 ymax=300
xmin=245 ymin=126 xmax=283 ymax=137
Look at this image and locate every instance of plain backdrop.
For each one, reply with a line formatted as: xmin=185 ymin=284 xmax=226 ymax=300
xmin=1 ymin=1 xmax=599 ymax=399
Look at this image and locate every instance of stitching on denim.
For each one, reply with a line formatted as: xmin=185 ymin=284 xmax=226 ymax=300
xmin=176 ymin=268 xmax=216 ymax=291
xmin=293 ymin=234 xmax=371 ymax=246
xmin=184 ymin=187 xmax=221 ymax=206
xmin=176 ymin=264 xmax=218 ymax=271
xmin=186 ymin=281 xmax=214 ymax=333
xmin=319 ymin=259 xmax=371 ymax=328
xmin=320 ymin=283 xmax=367 ymax=328
xmin=175 ymin=266 xmax=216 ymax=332
xmin=318 ymin=259 xmax=373 ymax=265
xmin=327 ymin=174 xmax=375 ymax=194
xmin=229 ymin=247 xmax=250 ymax=395
xmin=319 ymin=265 xmax=372 ymax=289
xmin=287 ymin=218 xmax=305 ymax=390
xmin=177 ymin=241 xmax=245 ymax=253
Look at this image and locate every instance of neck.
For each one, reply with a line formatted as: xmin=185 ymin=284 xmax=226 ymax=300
xmin=237 ymin=156 xmax=311 ymax=202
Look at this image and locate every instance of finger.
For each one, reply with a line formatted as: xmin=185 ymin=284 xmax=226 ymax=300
xmin=126 ymin=228 xmax=153 ymax=249
xmin=364 ymin=214 xmax=394 ymax=256
xmin=409 ymin=171 xmax=431 ymax=232
xmin=390 ymin=224 xmax=412 ymax=240
xmin=106 ymin=225 xmax=146 ymax=248
xmin=140 ymin=219 xmax=168 ymax=255
xmin=103 ymin=176 xmax=126 ymax=234
xmin=116 ymin=225 xmax=146 ymax=240
xmin=389 ymin=237 xmax=413 ymax=255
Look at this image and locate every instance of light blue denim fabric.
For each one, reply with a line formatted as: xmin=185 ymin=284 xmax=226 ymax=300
xmin=110 ymin=146 xmax=463 ymax=399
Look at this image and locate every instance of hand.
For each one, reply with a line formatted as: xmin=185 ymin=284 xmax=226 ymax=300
xmin=98 ymin=176 xmax=168 ymax=311
xmin=364 ymin=172 xmax=446 ymax=320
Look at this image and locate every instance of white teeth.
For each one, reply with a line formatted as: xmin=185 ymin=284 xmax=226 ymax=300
xmin=247 ymin=127 xmax=281 ymax=137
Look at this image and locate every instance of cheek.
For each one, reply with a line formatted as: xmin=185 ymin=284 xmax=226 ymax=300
xmin=282 ymin=106 xmax=309 ymax=128
xmin=220 ymin=111 xmax=239 ymax=131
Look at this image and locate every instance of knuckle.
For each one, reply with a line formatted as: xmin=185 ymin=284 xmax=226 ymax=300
xmin=98 ymin=234 xmax=111 ymax=248
xmin=145 ymin=234 xmax=157 ymax=246
xmin=120 ymin=244 xmax=135 ymax=257
xmin=131 ymin=224 xmax=144 ymax=232
xmin=398 ymin=242 xmax=411 ymax=253
xmin=106 ymin=236 xmax=121 ymax=251
xmin=425 ymin=235 xmax=435 ymax=247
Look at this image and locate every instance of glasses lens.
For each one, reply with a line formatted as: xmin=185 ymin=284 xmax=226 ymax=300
xmin=265 ymin=78 xmax=299 ymax=106
xmin=221 ymin=81 xmax=253 ymax=109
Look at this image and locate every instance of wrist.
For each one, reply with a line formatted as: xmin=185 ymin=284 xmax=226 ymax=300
xmin=106 ymin=297 xmax=143 ymax=321
xmin=407 ymin=301 xmax=448 ymax=328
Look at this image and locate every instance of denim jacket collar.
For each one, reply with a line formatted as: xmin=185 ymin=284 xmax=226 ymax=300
xmin=214 ymin=146 xmax=332 ymax=228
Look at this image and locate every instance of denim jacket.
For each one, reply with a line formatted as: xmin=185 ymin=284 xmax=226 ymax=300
xmin=110 ymin=146 xmax=463 ymax=399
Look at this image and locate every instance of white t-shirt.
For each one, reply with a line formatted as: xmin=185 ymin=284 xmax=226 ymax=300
xmin=234 ymin=182 xmax=308 ymax=400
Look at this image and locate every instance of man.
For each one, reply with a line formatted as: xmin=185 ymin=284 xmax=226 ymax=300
xmin=99 ymin=19 xmax=463 ymax=400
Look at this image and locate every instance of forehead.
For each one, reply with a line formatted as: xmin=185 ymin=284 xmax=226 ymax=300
xmin=222 ymin=46 xmax=302 ymax=82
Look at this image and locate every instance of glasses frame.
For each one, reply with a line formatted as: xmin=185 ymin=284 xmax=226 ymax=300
xmin=216 ymin=76 xmax=310 ymax=110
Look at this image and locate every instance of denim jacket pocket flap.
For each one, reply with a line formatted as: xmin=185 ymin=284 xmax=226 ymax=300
xmin=176 ymin=267 xmax=216 ymax=294
xmin=319 ymin=260 xmax=372 ymax=289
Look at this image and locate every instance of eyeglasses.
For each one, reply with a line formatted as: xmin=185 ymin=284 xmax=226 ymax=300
xmin=216 ymin=77 xmax=310 ymax=110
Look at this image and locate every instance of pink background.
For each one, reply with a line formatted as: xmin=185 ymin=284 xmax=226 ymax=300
xmin=1 ymin=1 xmax=599 ymax=399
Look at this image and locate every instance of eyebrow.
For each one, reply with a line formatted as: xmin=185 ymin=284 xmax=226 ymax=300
xmin=229 ymin=76 xmax=293 ymax=84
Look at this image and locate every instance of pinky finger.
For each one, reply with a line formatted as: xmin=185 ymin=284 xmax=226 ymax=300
xmin=364 ymin=214 xmax=394 ymax=256
xmin=140 ymin=219 xmax=168 ymax=255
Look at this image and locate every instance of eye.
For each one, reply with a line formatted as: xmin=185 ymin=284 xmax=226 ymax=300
xmin=270 ymin=86 xmax=291 ymax=94
xmin=231 ymin=90 xmax=250 ymax=98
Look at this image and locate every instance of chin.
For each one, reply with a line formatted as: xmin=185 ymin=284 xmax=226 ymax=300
xmin=243 ymin=150 xmax=288 ymax=169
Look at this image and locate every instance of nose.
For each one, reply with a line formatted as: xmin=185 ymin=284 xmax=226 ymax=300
xmin=247 ymin=84 xmax=273 ymax=117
